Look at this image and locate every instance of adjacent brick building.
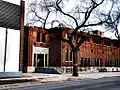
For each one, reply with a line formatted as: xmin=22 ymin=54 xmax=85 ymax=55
xmin=23 ymin=26 xmax=120 ymax=73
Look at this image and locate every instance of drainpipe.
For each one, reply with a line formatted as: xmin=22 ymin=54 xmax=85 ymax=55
xmin=3 ymin=28 xmax=8 ymax=72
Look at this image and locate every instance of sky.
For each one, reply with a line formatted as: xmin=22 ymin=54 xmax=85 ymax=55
xmin=3 ymin=0 xmax=117 ymax=39
xmin=3 ymin=0 xmax=21 ymax=5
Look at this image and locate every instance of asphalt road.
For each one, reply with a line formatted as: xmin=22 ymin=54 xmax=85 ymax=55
xmin=1 ymin=77 xmax=120 ymax=90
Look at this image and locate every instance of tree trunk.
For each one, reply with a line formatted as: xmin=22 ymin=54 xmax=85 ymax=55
xmin=72 ymin=49 xmax=78 ymax=76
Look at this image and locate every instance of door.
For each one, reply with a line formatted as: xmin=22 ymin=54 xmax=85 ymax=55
xmin=37 ymin=54 xmax=44 ymax=67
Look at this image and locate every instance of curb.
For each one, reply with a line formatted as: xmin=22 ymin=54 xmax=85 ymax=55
xmin=0 ymin=77 xmax=38 ymax=85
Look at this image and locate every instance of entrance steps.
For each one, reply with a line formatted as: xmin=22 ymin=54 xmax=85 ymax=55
xmin=35 ymin=67 xmax=62 ymax=74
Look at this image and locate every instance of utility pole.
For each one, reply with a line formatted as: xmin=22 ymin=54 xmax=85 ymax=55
xmin=19 ymin=0 xmax=25 ymax=71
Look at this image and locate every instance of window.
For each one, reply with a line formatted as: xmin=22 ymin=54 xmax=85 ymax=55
xmin=114 ymin=60 xmax=117 ymax=67
xmin=65 ymin=49 xmax=69 ymax=66
xmin=83 ymin=58 xmax=87 ymax=66
xmin=36 ymin=32 xmax=40 ymax=42
xmin=113 ymin=40 xmax=119 ymax=47
xmin=114 ymin=44 xmax=119 ymax=47
xmin=70 ymin=50 xmax=72 ymax=66
xmin=80 ymin=57 xmax=84 ymax=66
xmin=105 ymin=60 xmax=108 ymax=67
xmin=93 ymin=39 xmax=101 ymax=44
xmin=72 ymin=35 xmax=77 ymax=41
xmin=100 ymin=60 xmax=102 ymax=67
xmin=104 ymin=40 xmax=111 ymax=46
xmin=80 ymin=57 xmax=90 ymax=67
xmin=91 ymin=49 xmax=93 ymax=52
xmin=112 ymin=53 xmax=114 ymax=55
xmin=114 ymin=60 xmax=120 ymax=67
xmin=87 ymin=58 xmax=90 ymax=67
xmin=66 ymin=49 xmax=68 ymax=62
xmin=66 ymin=34 xmax=70 ymax=39
xmin=102 ymin=51 xmax=104 ymax=54
xmin=93 ymin=58 xmax=100 ymax=66
xmin=70 ymin=50 xmax=72 ymax=62
xmin=84 ymin=37 xmax=90 ymax=42
xmin=42 ymin=33 xmax=46 ymax=43
xmin=109 ymin=60 xmax=112 ymax=67
xmin=105 ymin=60 xmax=113 ymax=67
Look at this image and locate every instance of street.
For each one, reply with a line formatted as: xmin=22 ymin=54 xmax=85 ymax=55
xmin=1 ymin=77 xmax=120 ymax=90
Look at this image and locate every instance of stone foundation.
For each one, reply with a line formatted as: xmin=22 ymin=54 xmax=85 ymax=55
xmin=25 ymin=66 xmax=120 ymax=74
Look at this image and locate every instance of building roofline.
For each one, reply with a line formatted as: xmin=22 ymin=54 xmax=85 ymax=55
xmin=25 ymin=26 xmax=118 ymax=41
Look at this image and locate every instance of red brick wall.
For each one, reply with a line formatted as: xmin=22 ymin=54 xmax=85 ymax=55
xmin=61 ymin=29 xmax=120 ymax=67
xmin=49 ymin=36 xmax=61 ymax=67
xmin=23 ymin=26 xmax=49 ymax=69
xmin=23 ymin=26 xmax=120 ymax=68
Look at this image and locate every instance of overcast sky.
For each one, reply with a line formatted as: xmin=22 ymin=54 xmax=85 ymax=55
xmin=3 ymin=0 xmax=20 ymax=5
xmin=3 ymin=0 xmax=117 ymax=39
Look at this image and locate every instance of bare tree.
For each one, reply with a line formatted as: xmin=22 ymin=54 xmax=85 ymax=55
xmin=104 ymin=8 xmax=120 ymax=41
xmin=97 ymin=0 xmax=120 ymax=41
xmin=27 ymin=0 xmax=116 ymax=76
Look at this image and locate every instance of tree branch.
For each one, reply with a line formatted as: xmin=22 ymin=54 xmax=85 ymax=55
xmin=70 ymin=0 xmax=104 ymax=40
xmin=55 ymin=0 xmax=79 ymax=27
xmin=76 ymin=37 xmax=85 ymax=49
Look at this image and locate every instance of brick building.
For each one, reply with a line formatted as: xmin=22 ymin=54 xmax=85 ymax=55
xmin=23 ymin=26 xmax=120 ymax=73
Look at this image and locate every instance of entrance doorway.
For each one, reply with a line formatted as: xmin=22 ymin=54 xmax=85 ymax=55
xmin=33 ymin=47 xmax=49 ymax=68
xmin=37 ymin=54 xmax=44 ymax=67
xmin=34 ymin=54 xmax=48 ymax=67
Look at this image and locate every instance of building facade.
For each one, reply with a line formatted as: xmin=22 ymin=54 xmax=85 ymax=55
xmin=23 ymin=26 xmax=49 ymax=72
xmin=0 ymin=0 xmax=24 ymax=77
xmin=23 ymin=26 xmax=120 ymax=73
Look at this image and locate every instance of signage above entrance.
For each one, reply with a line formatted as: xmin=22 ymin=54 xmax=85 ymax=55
xmin=33 ymin=47 xmax=49 ymax=54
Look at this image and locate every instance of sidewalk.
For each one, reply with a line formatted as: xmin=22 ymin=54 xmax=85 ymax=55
xmin=0 ymin=72 xmax=120 ymax=85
